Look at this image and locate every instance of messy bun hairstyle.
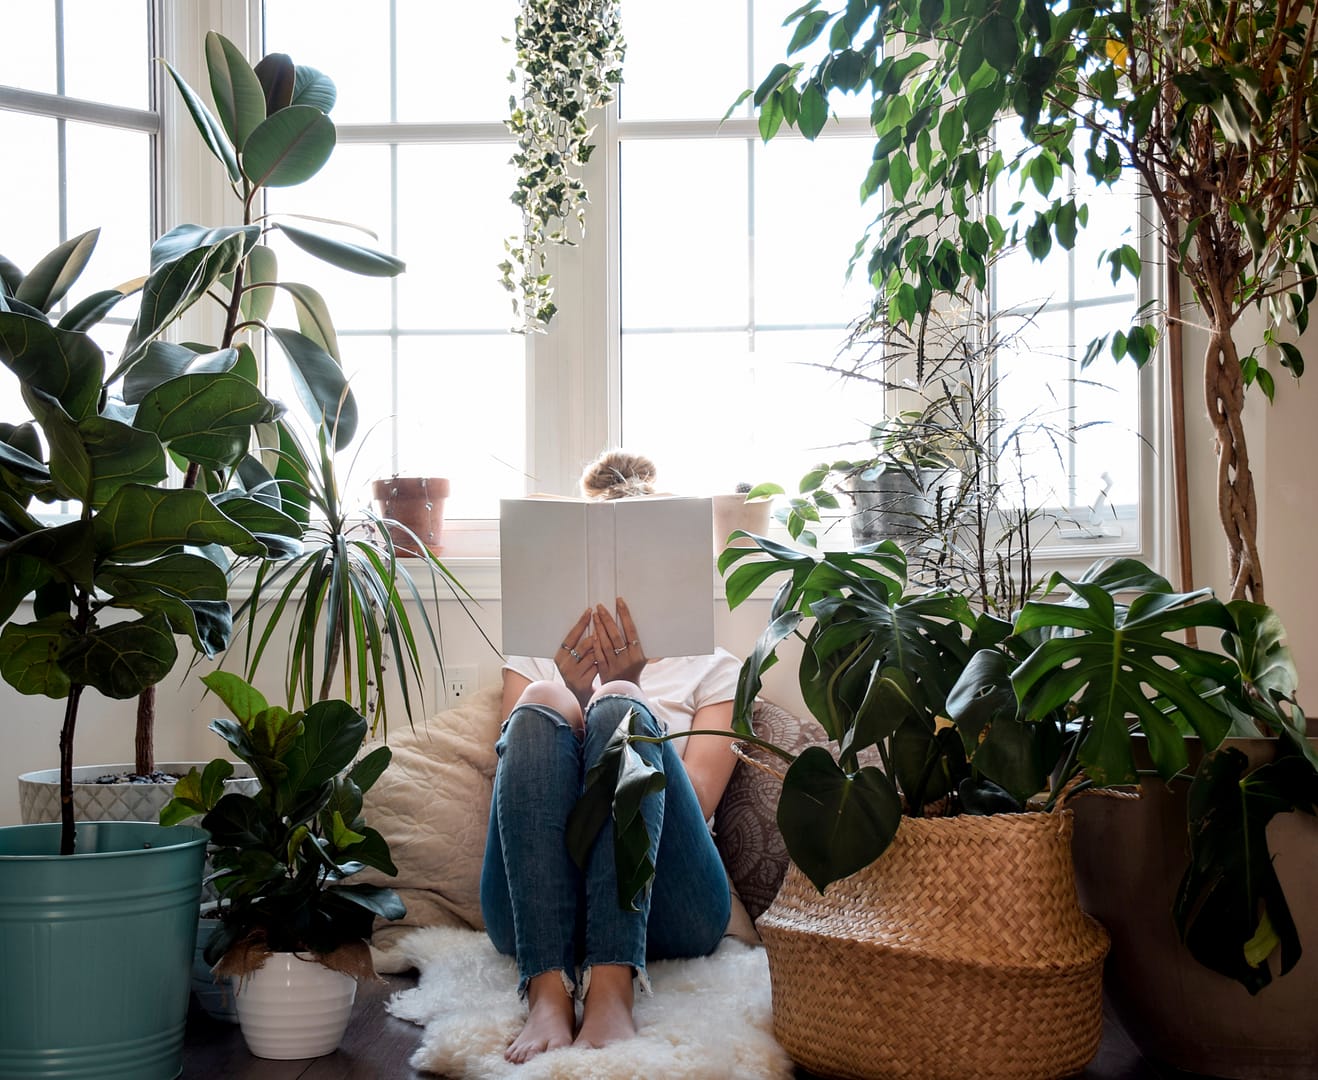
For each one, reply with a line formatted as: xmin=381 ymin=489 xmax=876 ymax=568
xmin=580 ymin=449 xmax=658 ymax=500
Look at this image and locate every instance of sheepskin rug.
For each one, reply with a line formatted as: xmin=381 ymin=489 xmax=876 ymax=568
xmin=386 ymin=926 xmax=793 ymax=1079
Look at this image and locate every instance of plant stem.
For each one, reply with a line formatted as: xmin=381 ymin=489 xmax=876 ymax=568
xmin=58 ymin=683 xmax=86 ymax=856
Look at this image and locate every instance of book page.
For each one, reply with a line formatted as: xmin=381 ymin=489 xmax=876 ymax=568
xmin=610 ymin=497 xmax=714 ymax=658
xmin=499 ymin=499 xmax=588 ymax=657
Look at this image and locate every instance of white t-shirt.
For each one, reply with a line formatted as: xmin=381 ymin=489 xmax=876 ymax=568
xmin=501 ymin=648 xmax=742 ymax=758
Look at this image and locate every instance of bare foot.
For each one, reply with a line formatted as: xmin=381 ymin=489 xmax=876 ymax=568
xmin=573 ymin=964 xmax=637 ymax=1050
xmin=506 ymin=971 xmax=575 ymax=1064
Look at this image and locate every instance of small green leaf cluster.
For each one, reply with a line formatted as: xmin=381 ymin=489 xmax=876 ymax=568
xmin=500 ymin=0 xmax=625 ymax=332
xmin=163 ymin=671 xmax=404 ymax=964
xmin=0 ymin=232 xmax=298 ymax=703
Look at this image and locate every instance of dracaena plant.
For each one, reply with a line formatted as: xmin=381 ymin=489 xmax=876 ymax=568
xmin=162 ymin=671 xmax=404 ymax=966
xmin=945 ymin=559 xmax=1316 ymax=993
xmin=0 ymin=231 xmax=299 ymax=856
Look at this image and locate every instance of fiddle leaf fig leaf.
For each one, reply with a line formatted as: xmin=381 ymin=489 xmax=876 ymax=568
xmin=14 ymin=229 xmax=99 ymax=313
xmin=93 ymin=485 xmax=267 ymax=561
xmin=0 ymin=615 xmax=74 ymax=697
xmin=203 ymin=669 xmax=270 ymax=725
xmin=58 ymin=611 xmax=178 ymax=699
xmin=0 ymin=312 xmax=104 ymax=421
xmin=283 ymin=697 xmax=368 ymax=794
xmin=348 ymin=745 xmax=392 ymax=795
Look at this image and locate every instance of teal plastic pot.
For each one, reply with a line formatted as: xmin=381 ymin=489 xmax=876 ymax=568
xmin=0 ymin=821 xmax=208 ymax=1080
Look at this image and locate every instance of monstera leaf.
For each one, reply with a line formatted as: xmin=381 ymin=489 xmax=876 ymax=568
xmin=1011 ymin=564 xmax=1238 ymax=786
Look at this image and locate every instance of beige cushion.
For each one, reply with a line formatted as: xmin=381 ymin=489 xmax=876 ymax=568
xmin=359 ymin=684 xmax=504 ymax=957
xmin=714 ymin=700 xmax=828 ymax=920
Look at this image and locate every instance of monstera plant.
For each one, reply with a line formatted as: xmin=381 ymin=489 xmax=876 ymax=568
xmin=0 ymin=230 xmax=300 ymax=855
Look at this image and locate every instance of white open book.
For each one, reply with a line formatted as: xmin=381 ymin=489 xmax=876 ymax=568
xmin=499 ymin=496 xmax=715 ymax=659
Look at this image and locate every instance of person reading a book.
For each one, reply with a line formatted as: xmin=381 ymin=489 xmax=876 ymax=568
xmin=481 ymin=450 xmax=741 ymax=1064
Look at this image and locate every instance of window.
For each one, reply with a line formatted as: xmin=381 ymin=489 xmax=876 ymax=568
xmin=0 ymin=0 xmax=156 ymax=410
xmin=4 ymin=2 xmax=1154 ymax=565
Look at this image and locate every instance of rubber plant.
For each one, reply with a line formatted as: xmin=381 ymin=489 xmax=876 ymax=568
xmin=161 ymin=671 xmax=404 ymax=975
xmin=0 ymin=231 xmax=299 ymax=855
xmin=130 ymin=33 xmax=476 ymax=743
xmin=751 ymin=0 xmax=1317 ymax=602
xmin=499 ymin=0 xmax=625 ymax=332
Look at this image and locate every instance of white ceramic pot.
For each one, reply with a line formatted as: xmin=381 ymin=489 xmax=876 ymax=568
xmin=18 ymin=762 xmax=258 ymax=825
xmin=234 ymin=953 xmax=357 ymax=1059
xmin=711 ymin=493 xmax=772 ymax=550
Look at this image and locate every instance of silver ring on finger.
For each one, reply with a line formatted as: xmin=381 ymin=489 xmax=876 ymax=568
xmin=613 ymin=645 xmax=627 ymax=655
xmin=569 ymin=649 xmax=581 ymax=660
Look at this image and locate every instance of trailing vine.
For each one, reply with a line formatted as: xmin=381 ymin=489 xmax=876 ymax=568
xmin=500 ymin=0 xmax=624 ymax=333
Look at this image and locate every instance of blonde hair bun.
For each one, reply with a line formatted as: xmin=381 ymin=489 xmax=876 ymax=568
xmin=580 ymin=449 xmax=658 ymax=500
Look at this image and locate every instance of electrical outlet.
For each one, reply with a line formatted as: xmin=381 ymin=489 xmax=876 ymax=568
xmin=440 ymin=665 xmax=478 ymax=704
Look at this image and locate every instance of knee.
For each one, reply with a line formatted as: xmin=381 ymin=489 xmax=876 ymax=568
xmin=591 ymin=679 xmax=645 ymax=705
xmin=514 ymin=680 xmax=583 ymax=729
xmin=585 ymin=682 xmax=659 ymax=737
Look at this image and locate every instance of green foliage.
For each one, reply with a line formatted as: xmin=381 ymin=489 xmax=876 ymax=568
xmin=500 ymin=0 xmax=625 ymax=332
xmin=162 ymin=673 xmax=404 ymax=961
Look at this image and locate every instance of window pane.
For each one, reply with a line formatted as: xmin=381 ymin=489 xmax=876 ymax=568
xmin=754 ymin=136 xmax=875 ymax=326
xmin=0 ymin=113 xmax=60 ymax=270
xmin=396 ymin=0 xmax=518 ymax=122
xmin=265 ymin=144 xmax=394 ymax=332
xmin=621 ymin=328 xmax=881 ymax=499
xmin=264 ymin=1 xmax=392 ymax=124
xmin=621 ymin=139 xmax=749 ymax=328
xmin=4 ymin=6 xmax=57 ymax=94
xmin=65 ymin=122 xmax=152 ymax=291
xmin=396 ymin=143 xmax=520 ymax=329
xmin=396 ymin=335 xmax=525 ymax=519
xmin=619 ymin=0 xmax=748 ymax=121
xmin=62 ymin=0 xmax=150 ymax=109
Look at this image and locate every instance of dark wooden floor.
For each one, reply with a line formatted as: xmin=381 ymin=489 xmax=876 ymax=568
xmin=181 ymin=974 xmax=1219 ymax=1079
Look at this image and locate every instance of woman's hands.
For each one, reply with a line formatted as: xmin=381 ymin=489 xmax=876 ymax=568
xmin=552 ymin=599 xmax=648 ymax=705
xmin=593 ymin=597 xmax=647 ymax=685
xmin=554 ymin=609 xmax=598 ymax=710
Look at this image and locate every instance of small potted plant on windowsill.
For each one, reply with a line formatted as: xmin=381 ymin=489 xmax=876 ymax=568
xmin=711 ymin=481 xmax=773 ymax=552
xmin=162 ymin=671 xmax=405 ymax=1061
xmin=370 ymin=473 xmax=451 ymax=557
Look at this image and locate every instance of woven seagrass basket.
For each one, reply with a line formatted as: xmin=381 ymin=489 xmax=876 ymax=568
xmin=757 ymin=811 xmax=1109 ymax=1080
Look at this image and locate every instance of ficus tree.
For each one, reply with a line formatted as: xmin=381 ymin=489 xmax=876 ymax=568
xmin=752 ymin=0 xmax=1317 ymax=602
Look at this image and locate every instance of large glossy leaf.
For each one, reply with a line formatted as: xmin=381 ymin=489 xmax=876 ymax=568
xmin=282 ymin=697 xmax=367 ymax=797
xmin=118 ymin=227 xmax=256 ymax=376
xmin=161 ymin=60 xmax=240 ymax=182
xmin=241 ymin=105 xmax=335 ymax=188
xmin=240 ymin=244 xmax=278 ymax=324
xmin=203 ymin=670 xmax=271 ymax=726
xmin=205 ymin=31 xmax=267 ymax=151
xmin=122 ymin=343 xmax=239 ymax=404
xmin=325 ymin=882 xmax=406 ymax=920
xmin=0 ymin=615 xmax=73 ymax=697
xmin=213 ymin=493 xmax=304 ymax=540
xmin=254 ymin=52 xmax=296 ymax=115
xmin=0 ymin=553 xmax=45 ymax=625
xmin=291 ymin=65 xmax=337 ymax=112
xmin=268 ymin=327 xmax=357 ymax=447
xmin=95 ymin=551 xmax=228 ymax=601
xmin=92 ymin=485 xmax=267 ymax=561
xmin=334 ymin=825 xmax=397 ymax=877
xmin=1174 ymin=746 xmax=1318 ymax=994
xmin=105 ymin=585 xmax=231 ymax=657
xmin=275 ymin=223 xmax=406 ymax=278
xmin=778 ymin=747 xmax=903 ymax=891
xmin=280 ymin=281 xmax=341 ymax=360
xmin=14 ymin=229 xmax=99 ymax=313
xmin=1012 ymin=574 xmax=1240 ymax=786
xmin=134 ymin=370 xmax=279 ymax=469
xmin=58 ymin=611 xmax=177 ymax=699
xmin=348 ymin=745 xmax=392 ymax=795
xmin=146 ymin=224 xmax=259 ymax=274
xmin=3 ymin=519 xmax=96 ymax=589
xmin=0 ymin=312 xmax=103 ymax=420
xmin=0 ymin=437 xmax=52 ymax=490
xmin=58 ymin=283 xmax=141 ymax=333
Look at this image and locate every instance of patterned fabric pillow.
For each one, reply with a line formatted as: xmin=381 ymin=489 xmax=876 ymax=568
xmin=713 ymin=700 xmax=829 ymax=920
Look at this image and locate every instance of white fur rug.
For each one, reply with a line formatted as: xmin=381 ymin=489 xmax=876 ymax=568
xmin=386 ymin=926 xmax=793 ymax=1079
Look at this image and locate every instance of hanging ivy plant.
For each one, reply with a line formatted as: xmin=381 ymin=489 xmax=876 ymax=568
xmin=500 ymin=0 xmax=624 ymax=333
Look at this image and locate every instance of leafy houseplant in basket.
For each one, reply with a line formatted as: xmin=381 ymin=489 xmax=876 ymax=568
xmin=162 ymin=671 xmax=405 ymax=1061
xmin=0 ymin=234 xmax=296 ymax=1079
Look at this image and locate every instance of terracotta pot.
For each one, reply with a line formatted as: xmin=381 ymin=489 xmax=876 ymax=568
xmin=371 ymin=476 xmax=450 ymax=556
xmin=1071 ymin=735 xmax=1318 ymax=1079
xmin=711 ymin=493 xmax=772 ymax=551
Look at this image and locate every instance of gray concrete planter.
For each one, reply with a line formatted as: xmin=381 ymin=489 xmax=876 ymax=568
xmin=18 ymin=762 xmax=258 ymax=826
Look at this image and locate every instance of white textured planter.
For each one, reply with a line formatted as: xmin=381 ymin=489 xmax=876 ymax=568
xmin=234 ymin=953 xmax=357 ymax=1059
xmin=18 ymin=762 xmax=257 ymax=825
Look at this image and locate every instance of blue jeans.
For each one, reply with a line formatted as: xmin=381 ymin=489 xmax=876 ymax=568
xmin=480 ymin=694 xmax=731 ymax=996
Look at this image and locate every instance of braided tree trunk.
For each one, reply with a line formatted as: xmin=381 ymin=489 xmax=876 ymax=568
xmin=1203 ymin=321 xmax=1263 ymax=603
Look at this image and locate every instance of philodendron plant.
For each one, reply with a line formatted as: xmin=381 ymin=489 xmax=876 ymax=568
xmin=162 ymin=671 xmax=404 ymax=972
xmin=0 ymin=231 xmax=300 ymax=856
